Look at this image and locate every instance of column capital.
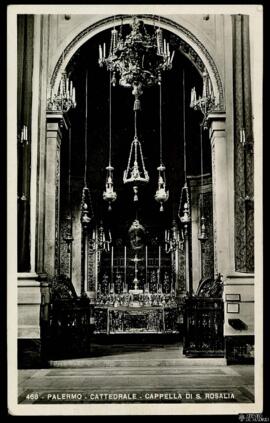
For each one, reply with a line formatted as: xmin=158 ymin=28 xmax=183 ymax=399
xmin=208 ymin=113 xmax=226 ymax=146
xmin=46 ymin=114 xmax=69 ymax=147
xmin=208 ymin=112 xmax=226 ymax=122
xmin=46 ymin=111 xmax=70 ymax=135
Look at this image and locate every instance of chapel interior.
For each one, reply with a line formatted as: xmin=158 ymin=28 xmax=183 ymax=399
xmin=60 ymin=24 xmax=211 ymax=293
xmin=16 ymin=13 xmax=256 ymax=365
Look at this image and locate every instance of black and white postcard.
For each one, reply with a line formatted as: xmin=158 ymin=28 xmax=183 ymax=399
xmin=7 ymin=4 xmax=264 ymax=416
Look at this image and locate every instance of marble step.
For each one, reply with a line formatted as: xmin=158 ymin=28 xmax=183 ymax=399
xmin=49 ymin=357 xmax=227 ymax=368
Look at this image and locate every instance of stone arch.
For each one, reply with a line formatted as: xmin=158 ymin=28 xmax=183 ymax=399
xmin=45 ymin=13 xmax=230 ymax=287
xmin=49 ymin=14 xmax=225 ymax=111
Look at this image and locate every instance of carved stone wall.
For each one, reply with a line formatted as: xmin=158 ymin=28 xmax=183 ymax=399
xmin=233 ymin=15 xmax=254 ymax=273
xmin=189 ymin=174 xmax=214 ymax=290
xmin=87 ymin=237 xmax=97 ymax=292
xmin=177 ymin=248 xmax=186 ymax=293
xmin=211 ymin=143 xmax=218 ymax=276
xmin=54 ymin=140 xmax=61 ymax=275
xmin=59 ymin=202 xmax=71 ymax=279
xmin=200 ymin=191 xmax=214 ymax=279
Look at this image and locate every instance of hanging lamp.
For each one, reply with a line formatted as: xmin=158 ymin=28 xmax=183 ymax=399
xmin=155 ymin=80 xmax=169 ymax=211
xmin=178 ymin=69 xmax=191 ymax=230
xmin=178 ymin=70 xmax=193 ymax=295
xmin=198 ymin=123 xmax=208 ymax=242
xmin=80 ymin=69 xmax=92 ymax=231
xmin=123 ymin=107 xmax=149 ymax=202
xmin=103 ymin=72 xmax=117 ymax=211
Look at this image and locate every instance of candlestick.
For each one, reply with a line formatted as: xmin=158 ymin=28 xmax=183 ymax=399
xmin=158 ymin=245 xmax=161 ymax=289
xmin=170 ymin=50 xmax=175 ymax=64
xmin=84 ymin=235 xmax=88 ymax=291
xmin=59 ymin=78 xmax=63 ymax=95
xmin=72 ymin=87 xmax=76 ymax=104
xmin=99 ymin=44 xmax=102 ymax=60
xmin=124 ymin=246 xmax=127 ymax=288
xmin=111 ymin=245 xmax=114 ymax=284
xmin=208 ymin=77 xmax=212 ymax=97
xmin=167 ymin=42 xmax=170 ymax=57
xmin=103 ymin=42 xmax=106 ymax=59
xmin=156 ymin=35 xmax=160 ymax=55
xmin=202 ymin=77 xmax=206 ymax=98
xmin=145 ymin=246 xmax=148 ymax=286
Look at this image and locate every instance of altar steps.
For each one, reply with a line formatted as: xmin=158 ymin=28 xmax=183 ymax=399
xmin=48 ymin=357 xmax=226 ymax=368
xmin=48 ymin=343 xmax=226 ymax=368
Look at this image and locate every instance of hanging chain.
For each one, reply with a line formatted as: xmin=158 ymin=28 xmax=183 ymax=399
xmin=68 ymin=126 xmax=72 ymax=215
xmin=84 ymin=69 xmax=88 ymax=186
xmin=125 ymin=139 xmax=134 ymax=175
xmin=178 ymin=69 xmax=190 ymax=218
xmin=134 ymin=110 xmax=138 ymax=164
xmin=200 ymin=123 xmax=204 ymax=214
xmin=124 ymin=109 xmax=148 ymax=179
xmin=159 ymin=81 xmax=163 ymax=165
xmin=138 ymin=141 xmax=147 ymax=174
xmin=183 ymin=69 xmax=187 ymax=183
xmin=83 ymin=68 xmax=94 ymax=219
xmin=109 ymin=71 xmax=112 ymax=167
xmin=134 ymin=109 xmax=138 ymax=138
xmin=134 ymin=138 xmax=138 ymax=164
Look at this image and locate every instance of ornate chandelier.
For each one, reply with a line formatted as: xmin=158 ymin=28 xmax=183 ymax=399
xmin=98 ymin=16 xmax=174 ymax=110
xmin=47 ymin=71 xmax=77 ymax=113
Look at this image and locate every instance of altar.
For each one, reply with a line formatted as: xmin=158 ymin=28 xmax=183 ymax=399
xmin=91 ymin=216 xmax=182 ymax=335
xmin=94 ymin=304 xmax=179 ymax=335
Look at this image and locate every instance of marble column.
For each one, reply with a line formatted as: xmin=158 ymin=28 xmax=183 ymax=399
xmin=44 ymin=112 xmax=67 ymax=277
xmin=208 ymin=113 xmax=230 ymax=277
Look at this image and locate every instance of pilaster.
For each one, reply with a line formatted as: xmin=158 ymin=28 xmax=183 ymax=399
xmin=44 ymin=112 xmax=67 ymax=277
xmin=208 ymin=114 xmax=230 ymax=277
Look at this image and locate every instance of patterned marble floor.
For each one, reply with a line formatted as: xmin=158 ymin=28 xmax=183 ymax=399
xmin=17 ymin=343 xmax=254 ymax=405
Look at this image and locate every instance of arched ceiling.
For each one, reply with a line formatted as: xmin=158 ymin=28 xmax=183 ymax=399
xmin=60 ymin=24 xmax=212 ymax=239
xmin=50 ymin=14 xmax=224 ymax=111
